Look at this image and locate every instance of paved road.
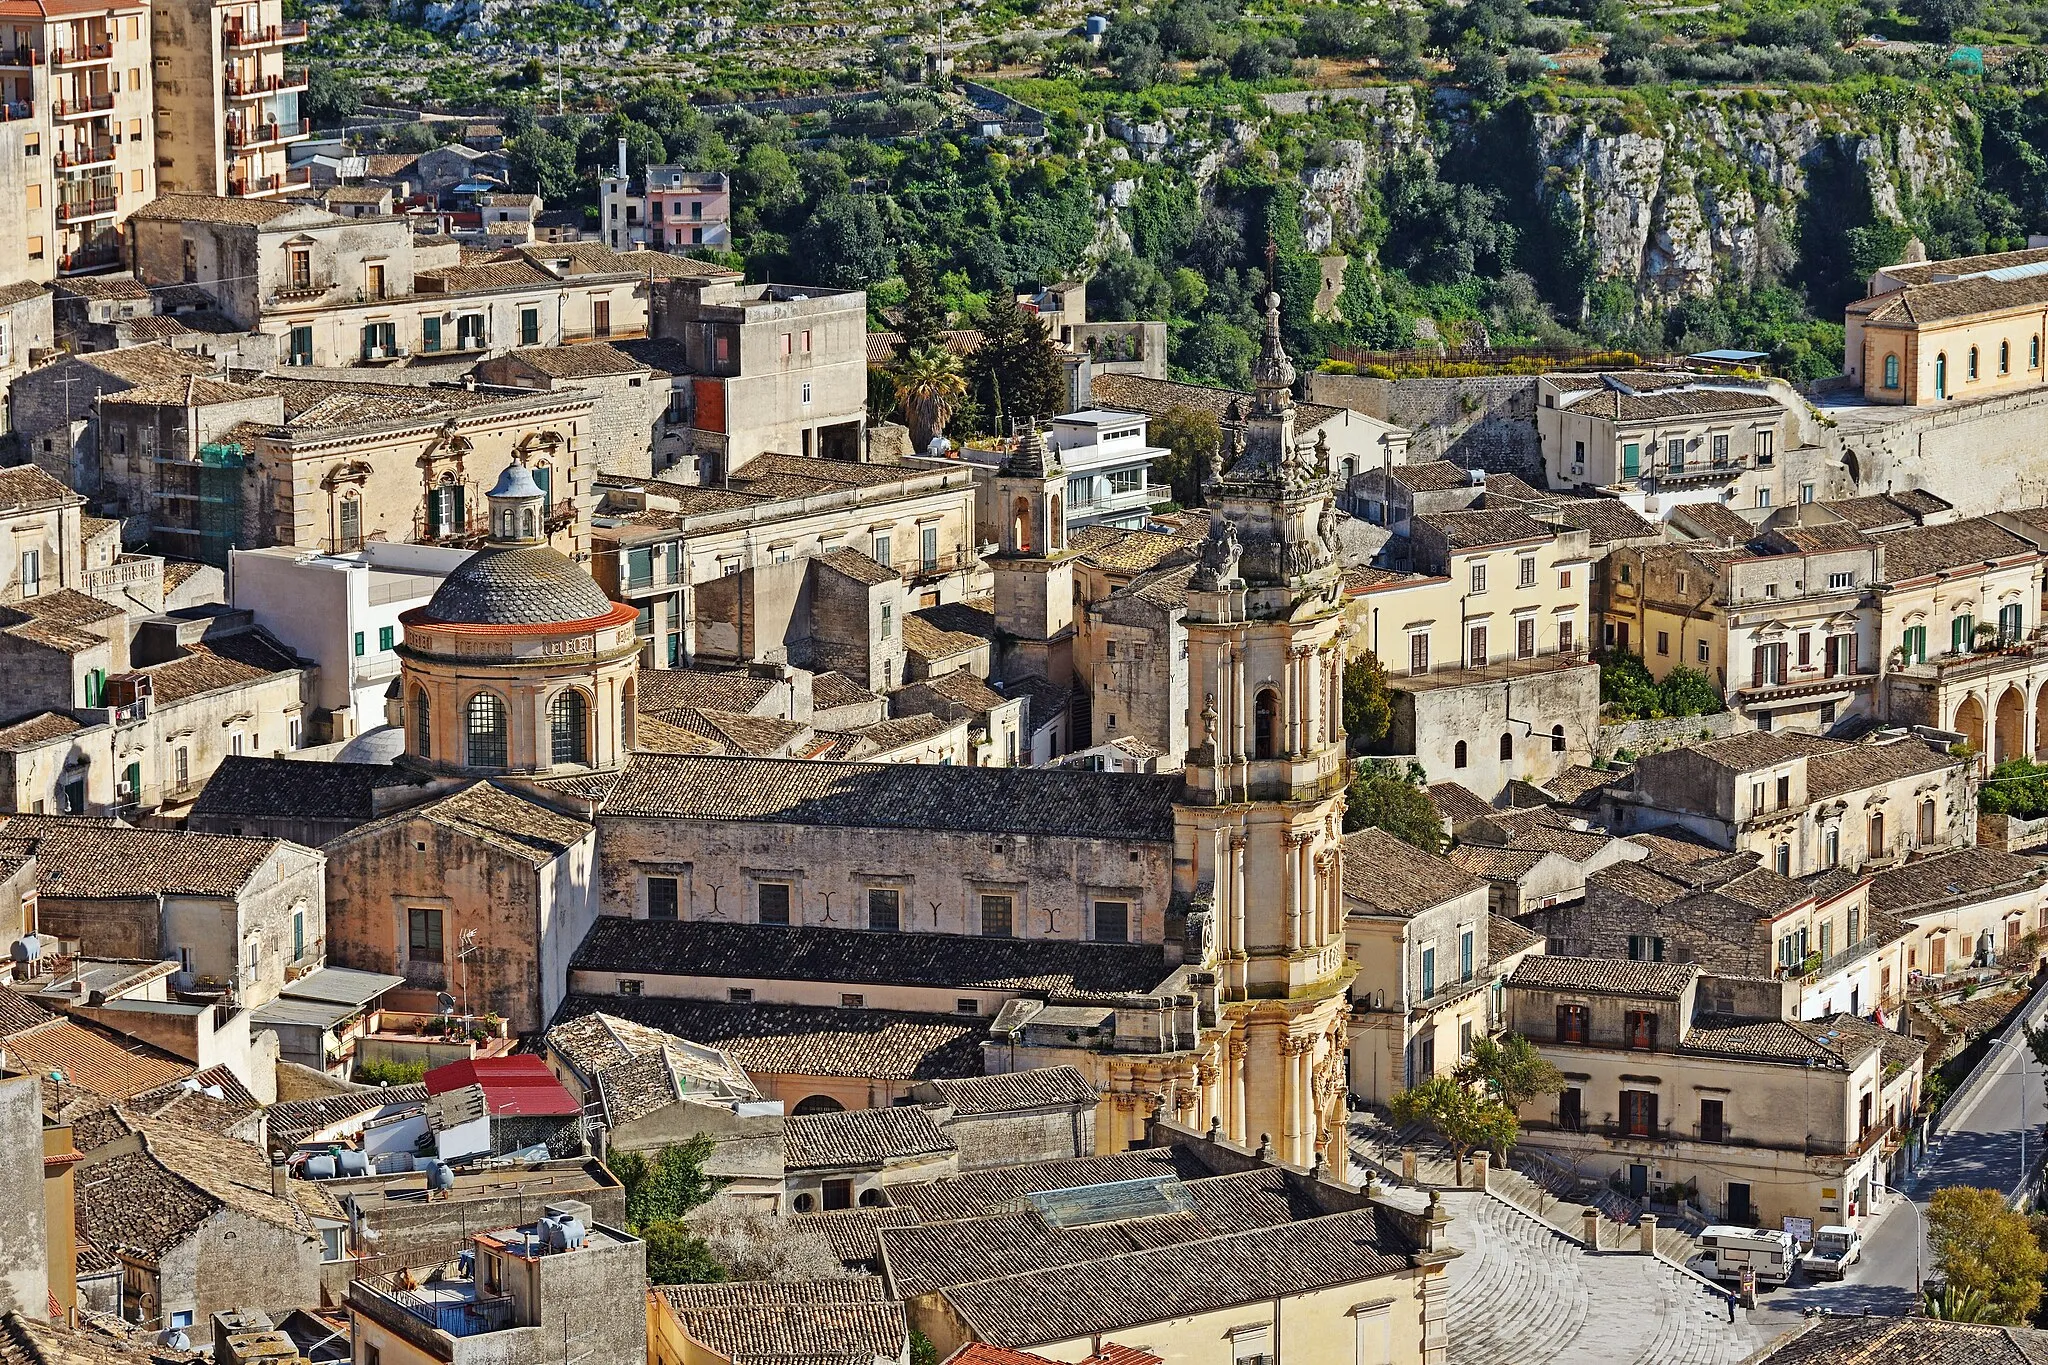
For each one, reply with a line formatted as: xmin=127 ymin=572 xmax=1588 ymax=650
xmin=1771 ymin=998 xmax=2046 ymax=1316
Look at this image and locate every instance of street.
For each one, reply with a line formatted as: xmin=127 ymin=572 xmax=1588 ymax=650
xmin=1770 ymin=998 xmax=2046 ymax=1316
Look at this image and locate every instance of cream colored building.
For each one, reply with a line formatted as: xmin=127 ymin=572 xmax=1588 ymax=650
xmin=150 ymin=0 xmax=308 ymax=199
xmin=0 ymin=0 xmax=156 ymax=283
xmin=1844 ymin=244 xmax=2048 ymax=405
xmin=1506 ymin=956 xmax=1921 ymax=1230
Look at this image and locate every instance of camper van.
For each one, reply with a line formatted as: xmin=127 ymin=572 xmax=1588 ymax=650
xmin=1696 ymin=1226 xmax=1795 ymax=1287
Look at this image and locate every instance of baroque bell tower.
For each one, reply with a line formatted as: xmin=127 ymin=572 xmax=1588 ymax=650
xmin=1174 ymin=293 xmax=1356 ymax=1168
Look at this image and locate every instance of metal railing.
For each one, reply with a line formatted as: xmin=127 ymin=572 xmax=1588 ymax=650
xmin=228 ymin=118 xmax=309 ymax=148
xmin=356 ymin=1278 xmax=513 ymax=1338
xmin=54 ymin=143 xmax=114 ymax=170
xmin=55 ymin=196 xmax=117 ymax=222
xmin=52 ymin=93 xmax=113 ymax=117
xmin=223 ymin=68 xmax=308 ymax=97
xmin=51 ymin=42 xmax=111 ymax=64
xmin=224 ymin=21 xmax=308 ymax=46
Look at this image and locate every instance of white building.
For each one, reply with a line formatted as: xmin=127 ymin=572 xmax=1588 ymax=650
xmin=1016 ymin=410 xmax=1169 ymax=529
xmin=229 ymin=541 xmax=470 ymax=740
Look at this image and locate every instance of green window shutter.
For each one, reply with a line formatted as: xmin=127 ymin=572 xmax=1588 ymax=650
xmin=421 ymin=316 xmax=441 ymax=352
xmin=379 ymin=625 xmax=394 ymax=651
xmin=354 ymin=631 xmax=365 ymax=657
xmin=1621 ymin=443 xmax=1639 ymax=477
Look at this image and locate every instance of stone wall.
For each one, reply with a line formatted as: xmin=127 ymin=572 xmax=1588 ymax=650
xmin=1306 ymin=373 xmax=1541 ymax=479
xmin=1834 ymin=386 xmax=2048 ymax=517
xmin=0 ymin=1076 xmax=48 ymax=1319
xmin=1597 ymin=710 xmax=1742 ymax=761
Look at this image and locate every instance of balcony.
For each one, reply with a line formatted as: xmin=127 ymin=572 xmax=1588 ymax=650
xmin=223 ymin=68 xmax=309 ymax=100
xmin=223 ymin=20 xmax=308 ymax=48
xmin=52 ymin=93 xmax=114 ymax=119
xmin=0 ymin=100 xmax=30 ymax=122
xmin=1891 ymin=630 xmax=2048 ymax=685
xmin=1732 ymin=666 xmax=1876 ymax=705
xmin=55 ymin=196 xmax=118 ymax=224
xmin=54 ymin=143 xmax=115 ymax=171
xmin=50 ymin=42 xmax=112 ymax=66
xmin=228 ymin=117 xmax=310 ymax=149
xmin=231 ymin=164 xmax=314 ymax=198
xmin=0 ymin=46 xmax=41 ymax=67
xmin=883 ymin=547 xmax=982 ymax=582
xmin=353 ymin=1277 xmax=514 ymax=1339
xmin=1640 ymin=461 xmax=1744 ymax=491
xmin=1395 ymin=645 xmax=1595 ymax=694
xmin=56 ymin=243 xmax=122 ymax=276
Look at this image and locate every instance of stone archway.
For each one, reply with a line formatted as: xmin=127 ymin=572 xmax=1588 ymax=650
xmin=1954 ymin=693 xmax=1986 ymax=759
xmin=1996 ymin=686 xmax=2026 ymax=764
xmin=2036 ymin=686 xmax=2048 ymax=761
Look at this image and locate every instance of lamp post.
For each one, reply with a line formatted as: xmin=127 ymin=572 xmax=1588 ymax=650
xmin=1901 ymin=1193 xmax=1924 ymax=1303
xmin=1989 ymin=1035 xmax=2032 ymax=1197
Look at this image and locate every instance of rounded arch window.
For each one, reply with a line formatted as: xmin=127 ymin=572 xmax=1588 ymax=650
xmin=857 ymin=1189 xmax=885 ymax=1208
xmin=1498 ymin=731 xmax=1513 ymax=761
xmin=412 ymin=687 xmax=432 ymax=758
xmin=549 ymin=688 xmax=590 ymax=766
xmin=791 ymin=1095 xmax=844 ymax=1116
xmin=1048 ymin=493 xmax=1063 ymax=549
xmin=465 ymin=691 xmax=508 ymax=768
xmin=520 ymin=507 xmax=536 ymax=540
xmin=1253 ymin=688 xmax=1281 ymax=761
xmin=1549 ymin=724 xmax=1565 ymax=753
xmin=1453 ymin=740 xmax=1468 ymax=769
xmin=1969 ymin=346 xmax=1980 ymax=379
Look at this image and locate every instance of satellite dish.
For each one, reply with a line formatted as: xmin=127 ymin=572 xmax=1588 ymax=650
xmin=436 ymin=992 xmax=457 ymax=1016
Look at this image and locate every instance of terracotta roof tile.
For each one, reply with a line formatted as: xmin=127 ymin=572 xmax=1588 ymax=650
xmin=1508 ymin=955 xmax=1697 ymax=999
xmin=1339 ymin=827 xmax=1483 ymax=916
xmin=925 ymin=1066 xmax=1095 ymax=1115
xmin=553 ymin=994 xmax=985 ymax=1081
xmin=4 ymin=1019 xmax=191 ymax=1098
xmin=0 ymin=816 xmax=290 ymax=898
xmin=784 ymin=1105 xmax=953 ymax=1170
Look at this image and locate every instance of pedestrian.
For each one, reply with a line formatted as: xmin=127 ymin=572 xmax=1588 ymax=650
xmin=1725 ymin=1293 xmax=1736 ymax=1323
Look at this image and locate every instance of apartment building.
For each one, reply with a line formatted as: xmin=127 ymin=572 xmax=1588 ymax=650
xmin=1536 ymin=371 xmax=1824 ymax=515
xmin=597 ymin=163 xmax=729 ymax=252
xmin=0 ymin=0 xmax=156 ymax=284
xmin=1844 ymin=243 xmax=2048 ymax=404
xmin=998 ymin=409 xmax=1166 ymax=530
xmin=151 ymin=0 xmax=308 ymax=199
xmin=127 ymin=196 xmax=718 ymax=369
xmin=1505 ymin=956 xmax=1920 ymax=1231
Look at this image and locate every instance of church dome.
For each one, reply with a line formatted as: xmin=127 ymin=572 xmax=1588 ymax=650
xmin=418 ymin=543 xmax=618 ymax=627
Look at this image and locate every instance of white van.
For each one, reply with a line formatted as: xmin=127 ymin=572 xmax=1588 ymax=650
xmin=1696 ymin=1226 xmax=1795 ymax=1287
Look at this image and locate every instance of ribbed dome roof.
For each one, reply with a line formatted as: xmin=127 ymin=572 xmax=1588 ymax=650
xmin=418 ymin=545 xmax=618 ymax=626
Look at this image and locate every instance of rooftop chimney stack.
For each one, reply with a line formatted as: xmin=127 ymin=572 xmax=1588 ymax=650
xmin=617 ymin=137 xmax=627 ymax=181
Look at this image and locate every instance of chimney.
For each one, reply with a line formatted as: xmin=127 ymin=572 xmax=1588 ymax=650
xmin=270 ymin=1158 xmax=289 ymax=1198
xmin=616 ymin=137 xmax=627 ymax=181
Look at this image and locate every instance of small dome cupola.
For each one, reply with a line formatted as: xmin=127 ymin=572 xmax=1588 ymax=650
xmin=488 ymin=456 xmax=547 ymax=546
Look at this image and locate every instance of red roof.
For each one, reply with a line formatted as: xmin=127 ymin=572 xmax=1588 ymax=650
xmin=425 ymin=1055 xmax=580 ymax=1116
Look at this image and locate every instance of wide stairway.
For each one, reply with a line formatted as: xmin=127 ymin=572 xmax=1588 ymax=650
xmin=1439 ymin=1190 xmax=1780 ymax=1365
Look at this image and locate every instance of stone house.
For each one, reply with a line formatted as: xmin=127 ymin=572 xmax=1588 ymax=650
xmin=782 ymin=1105 xmax=958 ymax=1212
xmin=1535 ymin=371 xmax=1819 ymax=517
xmin=890 ymin=671 xmax=1026 ymax=768
xmin=1866 ymin=845 xmax=2048 ymax=987
xmin=322 ymin=780 xmax=597 ymax=1034
xmin=12 ymin=343 xmax=219 ymax=495
xmin=1076 ymin=557 xmax=1192 ymax=767
xmin=1844 ymin=243 xmax=2048 ymax=405
xmin=1605 ymin=729 xmax=1973 ymax=879
xmin=86 ymin=369 xmax=593 ymax=567
xmin=473 ymin=343 xmax=680 ymax=479
xmin=1342 ymin=827 xmax=1544 ymax=1105
xmin=0 ymin=283 xmax=54 ymax=440
xmin=73 ymin=1111 xmax=342 ymax=1331
xmin=1351 ymin=459 xmax=1481 ymax=536
xmin=1442 ymin=805 xmax=1648 ymax=916
xmin=0 ymin=815 xmax=324 ymax=1010
xmin=1504 ymin=955 xmax=1921 ymax=1231
xmin=907 ymin=1067 xmax=1098 ymax=1172
xmin=592 ymin=454 xmax=982 ymax=675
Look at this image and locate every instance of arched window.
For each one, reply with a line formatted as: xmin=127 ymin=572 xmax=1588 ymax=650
xmin=1919 ymin=798 xmax=1936 ymax=842
xmin=1453 ymin=740 xmax=1468 ymax=769
xmin=1340 ymin=458 xmax=1356 ymax=479
xmin=412 ymin=688 xmax=431 ymax=758
xmin=1253 ymin=688 xmax=1280 ymax=761
xmin=2001 ymin=339 xmax=2011 ymax=374
xmin=549 ymin=689 xmax=589 ymax=766
xmin=1498 ymin=731 xmax=1513 ymax=761
xmin=1869 ymin=811 xmax=1886 ymax=857
xmin=1969 ymin=346 xmax=1980 ymax=380
xmin=2033 ymin=336 xmax=2041 ymax=369
xmin=1049 ymin=493 xmax=1063 ymax=549
xmin=1550 ymin=724 xmax=1566 ymax=753
xmin=791 ymin=1095 xmax=844 ymax=1116
xmin=465 ymin=691 xmax=507 ymax=768
xmin=1825 ymin=826 xmax=1839 ymax=868
xmin=1936 ymin=353 xmax=1948 ymax=398
xmin=1883 ymin=353 xmax=1900 ymax=390
xmin=520 ymin=507 xmax=536 ymax=540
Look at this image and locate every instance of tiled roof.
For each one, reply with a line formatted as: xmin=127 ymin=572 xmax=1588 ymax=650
xmin=1757 ymin=1317 xmax=2048 ymax=1365
xmin=1672 ymin=502 xmax=1758 ymax=546
xmin=1853 ymin=265 xmax=2048 ymax=328
xmin=0 ymin=989 xmax=55 ymax=1037
xmin=1427 ymin=782 xmax=1495 ymax=825
xmin=1413 ymin=508 xmax=1554 ymax=550
xmin=668 ymin=1300 xmax=907 ymax=1365
xmin=1390 ymin=461 xmax=1473 ymax=492
xmin=632 ymin=715 xmax=725 ymax=755
xmin=0 ymin=712 xmax=84 ymax=751
xmin=925 ymin=1066 xmax=1095 ymax=1115
xmin=805 ymin=1206 xmax=918 ymax=1264
xmin=1087 ymin=372 xmax=1348 ymax=433
xmin=238 ymin=374 xmax=517 ymax=433
xmin=595 ymin=753 xmax=1180 ymax=839
xmin=938 ymin=1209 xmax=1411 ymax=1348
xmin=0 ymin=818 xmax=290 ymax=900
xmin=570 ymin=919 xmax=1176 ymax=997
xmin=122 ymin=1067 xmax=261 ymax=1136
xmin=3 ymin=1018 xmax=190 ymax=1098
xmin=141 ymin=629 xmax=303 ymax=704
xmin=657 ymin=706 xmax=806 ymax=757
xmin=1867 ymin=845 xmax=2048 ymax=916
xmin=1445 ymin=845 xmax=1550 ymax=882
xmin=1800 ymin=736 xmax=1957 ymax=800
xmin=1876 ymin=516 xmax=2038 ymax=581
xmin=811 ymin=672 xmax=873 ymax=709
xmin=66 ymin=345 xmax=217 ymax=387
xmin=1563 ymin=383 xmax=1780 ymax=421
xmin=78 ymin=1115 xmax=337 ymax=1260
xmin=634 ymin=668 xmax=779 ymax=716
xmin=545 ymin=1011 xmax=754 ymax=1094
xmin=337 ymin=781 xmax=592 ymax=865
xmin=1339 ymin=827 xmax=1483 ymax=916
xmin=0 ymin=589 xmax=125 ymax=657
xmin=1826 ymin=491 xmax=1952 ymax=531
xmin=903 ymin=612 xmax=987 ymax=662
xmin=0 ymin=816 xmax=287 ymax=898
xmin=552 ymin=994 xmax=987 ymax=1081
xmin=189 ymin=756 xmax=429 ymax=822
xmin=264 ymin=1084 xmax=429 ymax=1148
xmin=1653 ymin=729 xmax=1808 ymax=775
xmin=814 ymin=546 xmax=898 ymax=586
xmin=128 ymin=193 xmax=308 ymax=225
xmin=54 ymin=272 xmax=149 ymax=301
xmin=783 ymin=1104 xmax=954 ymax=1170
xmin=0 ymin=466 xmax=80 ymax=513
xmin=888 ymin=1146 xmax=1218 ymax=1224
xmin=658 ymin=1279 xmax=886 ymax=1311
xmin=848 ymin=713 xmax=959 ymax=753
xmin=1067 ymin=523 xmax=1205 ymax=575
xmin=1541 ymin=764 xmax=1621 ymax=806
xmin=1487 ymin=914 xmax=1541 ymax=959
xmin=1684 ymin=1017 xmax=1856 ymax=1067
xmin=499 ymin=343 xmax=648 ymax=380
xmin=1540 ymin=496 xmax=1660 ymax=546
xmin=1508 ymin=955 xmax=1697 ymax=999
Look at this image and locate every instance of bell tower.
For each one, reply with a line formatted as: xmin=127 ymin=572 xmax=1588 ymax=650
xmin=1173 ymin=293 xmax=1356 ymax=1169
xmin=989 ymin=423 xmax=1075 ymax=689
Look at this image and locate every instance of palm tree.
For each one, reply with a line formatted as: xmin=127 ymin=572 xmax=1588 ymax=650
xmin=1925 ymin=1283 xmax=1996 ymax=1322
xmin=888 ymin=343 xmax=967 ymax=455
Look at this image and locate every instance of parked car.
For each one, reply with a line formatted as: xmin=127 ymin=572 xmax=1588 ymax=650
xmin=1803 ymin=1225 xmax=1862 ymax=1279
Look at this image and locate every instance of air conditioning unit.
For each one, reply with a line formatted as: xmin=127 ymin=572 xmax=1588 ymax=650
xmin=366 ymin=346 xmax=386 ymax=359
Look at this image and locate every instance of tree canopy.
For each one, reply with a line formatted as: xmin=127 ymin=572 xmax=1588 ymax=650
xmin=1926 ymin=1186 xmax=2047 ymax=1324
xmin=1344 ymin=758 xmax=1442 ymax=852
xmin=1389 ymin=1075 xmax=1520 ymax=1182
xmin=1343 ymin=653 xmax=1395 ymax=750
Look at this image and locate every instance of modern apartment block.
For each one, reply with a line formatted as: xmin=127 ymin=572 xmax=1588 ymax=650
xmin=598 ymin=161 xmax=729 ymax=253
xmin=150 ymin=0 xmax=309 ymax=199
xmin=0 ymin=0 xmax=157 ymax=283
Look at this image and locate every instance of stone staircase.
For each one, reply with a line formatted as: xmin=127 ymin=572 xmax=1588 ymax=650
xmin=1441 ymin=1191 xmax=1778 ymax=1365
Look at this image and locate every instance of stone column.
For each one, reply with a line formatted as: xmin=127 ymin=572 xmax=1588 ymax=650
xmin=1582 ymin=1209 xmax=1601 ymax=1251
xmin=1471 ymin=1150 xmax=1489 ymax=1192
xmin=1229 ymin=1037 xmax=1248 ymax=1146
xmin=1638 ymin=1214 xmax=1658 ymax=1254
